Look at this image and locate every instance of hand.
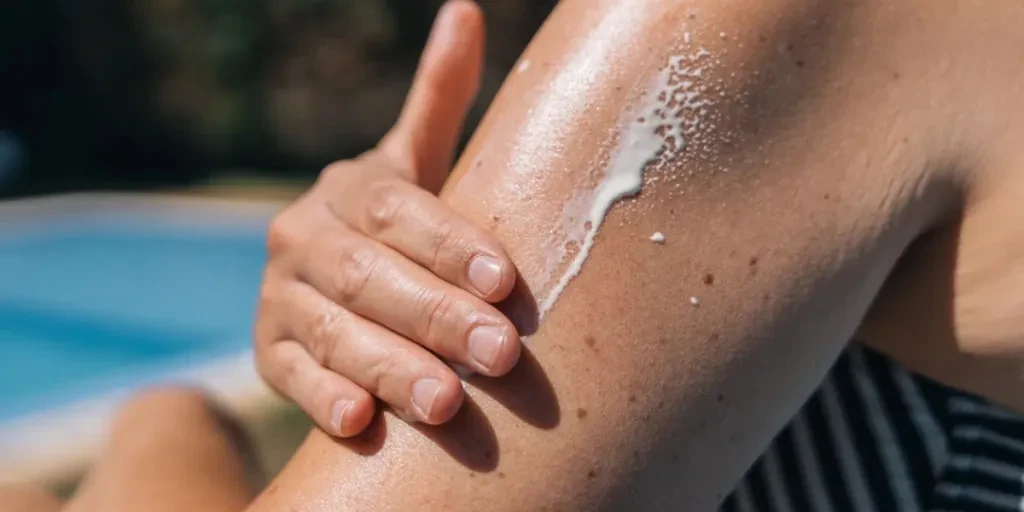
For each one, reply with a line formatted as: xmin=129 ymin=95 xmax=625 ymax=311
xmin=255 ymin=0 xmax=521 ymax=437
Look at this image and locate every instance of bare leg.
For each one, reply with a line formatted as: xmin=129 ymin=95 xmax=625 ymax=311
xmin=0 ymin=485 xmax=62 ymax=512
xmin=63 ymin=388 xmax=260 ymax=512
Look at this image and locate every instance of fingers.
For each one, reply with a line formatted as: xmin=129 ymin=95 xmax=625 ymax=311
xmin=380 ymin=0 xmax=486 ymax=192
xmin=258 ymin=155 xmax=521 ymax=436
xmin=260 ymin=341 xmax=376 ymax=437
xmin=328 ymin=174 xmax=516 ymax=302
xmin=277 ymin=284 xmax=466 ymax=425
xmin=298 ymin=222 xmax=521 ymax=377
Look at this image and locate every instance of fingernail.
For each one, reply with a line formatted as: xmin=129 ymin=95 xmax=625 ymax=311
xmin=412 ymin=378 xmax=442 ymax=420
xmin=330 ymin=400 xmax=352 ymax=436
xmin=469 ymin=324 xmax=506 ymax=372
xmin=468 ymin=255 xmax=503 ymax=296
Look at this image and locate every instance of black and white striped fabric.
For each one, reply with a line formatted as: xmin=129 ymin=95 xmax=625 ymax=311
xmin=721 ymin=344 xmax=1024 ymax=511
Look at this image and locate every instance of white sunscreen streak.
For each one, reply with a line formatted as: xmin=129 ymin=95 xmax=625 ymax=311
xmin=538 ymin=51 xmax=713 ymax=317
xmin=517 ymin=59 xmax=531 ymax=74
xmin=650 ymin=232 xmax=666 ymax=243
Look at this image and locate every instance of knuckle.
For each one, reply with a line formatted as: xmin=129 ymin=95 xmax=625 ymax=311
xmin=362 ymin=180 xmax=406 ymax=235
xmin=265 ymin=346 xmax=307 ymax=401
xmin=307 ymin=307 xmax=346 ymax=366
xmin=418 ymin=290 xmax=458 ymax=345
xmin=365 ymin=355 xmax=398 ymax=395
xmin=331 ymin=244 xmax=380 ymax=304
xmin=266 ymin=210 xmax=301 ymax=257
xmin=277 ymin=349 xmax=304 ymax=389
xmin=428 ymin=221 xmax=459 ymax=271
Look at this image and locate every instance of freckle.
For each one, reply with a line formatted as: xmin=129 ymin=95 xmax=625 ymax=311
xmin=717 ymin=393 xmax=725 ymax=402
xmin=469 ymin=472 xmax=476 ymax=478
xmin=786 ymin=43 xmax=794 ymax=52
xmin=642 ymin=413 xmax=651 ymax=423
xmin=823 ymin=193 xmax=830 ymax=200
xmin=576 ymin=408 xmax=589 ymax=420
xmin=709 ymin=333 xmax=720 ymax=341
xmin=584 ymin=335 xmax=596 ymax=348
xmin=632 ymin=450 xmax=641 ymax=459
xmin=615 ymin=85 xmax=623 ymax=92
xmin=628 ymin=395 xmax=637 ymax=403
xmin=795 ymin=60 xmax=805 ymax=68
xmin=748 ymin=256 xmax=758 ymax=267
xmin=498 ymin=472 xmax=506 ymax=478
xmin=703 ymin=273 xmax=715 ymax=286
xmin=893 ymin=71 xmax=901 ymax=79
xmin=762 ymin=292 xmax=771 ymax=302
xmin=758 ymin=34 xmax=767 ymax=42
xmin=902 ymin=136 xmax=909 ymax=143
xmin=587 ymin=469 xmax=598 ymax=479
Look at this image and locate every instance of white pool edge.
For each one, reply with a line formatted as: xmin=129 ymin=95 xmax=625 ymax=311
xmin=0 ymin=192 xmax=284 ymax=225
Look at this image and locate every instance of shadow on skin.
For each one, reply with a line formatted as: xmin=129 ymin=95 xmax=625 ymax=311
xmin=471 ymin=347 xmax=560 ymax=429
xmin=471 ymin=273 xmax=561 ymax=430
xmin=333 ymin=276 xmax=559 ymax=471
xmin=334 ymin=394 xmax=500 ymax=471
xmin=409 ymin=397 xmax=501 ymax=471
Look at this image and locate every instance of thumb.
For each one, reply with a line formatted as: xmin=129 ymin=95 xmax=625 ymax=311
xmin=379 ymin=0 xmax=486 ymax=193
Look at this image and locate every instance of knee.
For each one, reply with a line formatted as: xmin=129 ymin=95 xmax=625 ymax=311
xmin=111 ymin=387 xmax=220 ymax=437
xmin=0 ymin=485 xmax=62 ymax=512
xmin=109 ymin=387 xmax=255 ymax=457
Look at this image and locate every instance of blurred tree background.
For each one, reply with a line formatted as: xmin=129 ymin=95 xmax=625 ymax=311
xmin=0 ymin=0 xmax=556 ymax=198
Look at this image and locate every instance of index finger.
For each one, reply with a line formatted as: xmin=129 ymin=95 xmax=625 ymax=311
xmin=329 ymin=177 xmax=516 ymax=303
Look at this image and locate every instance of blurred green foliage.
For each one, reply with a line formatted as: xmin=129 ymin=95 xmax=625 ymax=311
xmin=0 ymin=0 xmax=555 ymax=197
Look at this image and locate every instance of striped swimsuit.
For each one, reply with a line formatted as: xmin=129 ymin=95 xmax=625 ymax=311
xmin=721 ymin=345 xmax=1024 ymax=511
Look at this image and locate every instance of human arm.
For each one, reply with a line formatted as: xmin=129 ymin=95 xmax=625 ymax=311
xmin=250 ymin=0 xmax=973 ymax=509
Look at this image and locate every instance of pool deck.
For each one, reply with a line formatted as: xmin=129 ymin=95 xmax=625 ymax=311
xmin=0 ymin=192 xmax=296 ymax=487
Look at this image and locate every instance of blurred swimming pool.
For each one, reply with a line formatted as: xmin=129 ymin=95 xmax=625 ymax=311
xmin=0 ymin=196 xmax=271 ymax=422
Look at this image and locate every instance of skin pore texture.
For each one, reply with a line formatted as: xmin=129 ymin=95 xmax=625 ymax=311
xmin=250 ymin=0 xmax=1024 ymax=510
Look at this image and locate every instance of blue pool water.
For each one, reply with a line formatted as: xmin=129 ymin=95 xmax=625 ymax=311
xmin=0 ymin=208 xmax=268 ymax=421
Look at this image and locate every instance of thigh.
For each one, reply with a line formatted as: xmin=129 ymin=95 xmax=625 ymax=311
xmin=63 ymin=388 xmax=261 ymax=512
